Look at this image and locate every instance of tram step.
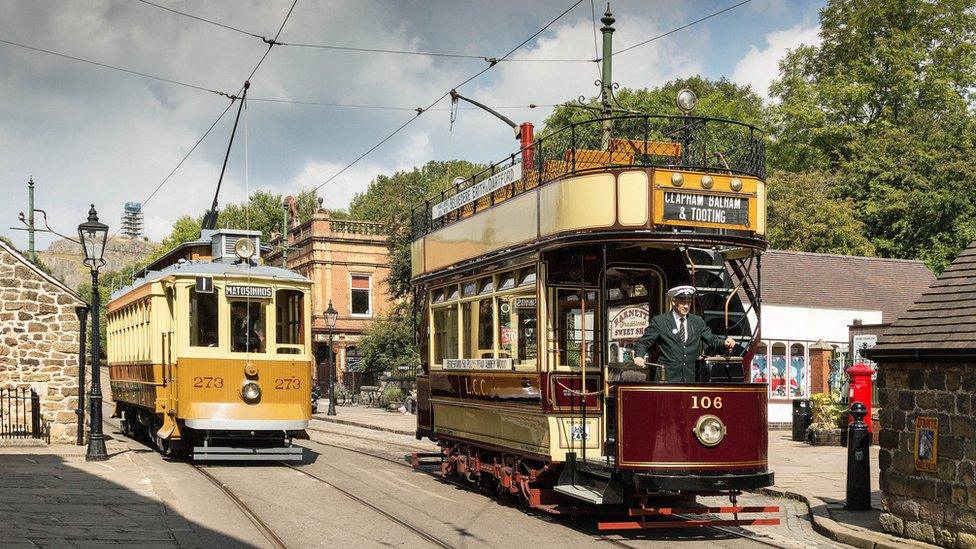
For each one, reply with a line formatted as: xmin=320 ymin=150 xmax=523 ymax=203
xmin=554 ymin=484 xmax=606 ymax=505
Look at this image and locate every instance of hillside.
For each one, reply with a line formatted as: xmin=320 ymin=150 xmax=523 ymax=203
xmin=38 ymin=236 xmax=159 ymax=292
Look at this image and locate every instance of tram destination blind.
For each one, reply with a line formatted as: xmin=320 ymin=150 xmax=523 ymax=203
xmin=662 ymin=191 xmax=748 ymax=226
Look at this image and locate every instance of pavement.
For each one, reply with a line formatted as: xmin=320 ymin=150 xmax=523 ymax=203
xmin=313 ymin=404 xmax=940 ymax=549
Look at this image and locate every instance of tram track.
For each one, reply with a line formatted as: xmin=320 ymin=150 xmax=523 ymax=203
xmin=303 ymin=426 xmax=795 ymax=549
xmin=192 ymin=464 xmax=289 ymax=549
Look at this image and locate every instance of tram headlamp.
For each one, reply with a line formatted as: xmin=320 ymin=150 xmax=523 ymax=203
xmin=671 ymin=172 xmax=684 ymax=187
xmin=700 ymin=175 xmax=714 ymax=189
xmin=730 ymin=177 xmax=743 ymax=192
xmin=234 ymin=238 xmax=256 ymax=260
xmin=241 ymin=380 xmax=261 ymax=402
xmin=693 ymin=414 xmax=726 ymax=447
xmin=675 ymin=88 xmax=698 ymax=113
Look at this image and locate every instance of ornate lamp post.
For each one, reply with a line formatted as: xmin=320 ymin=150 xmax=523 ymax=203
xmin=324 ymin=301 xmax=338 ymax=416
xmin=78 ymin=205 xmax=109 ymax=462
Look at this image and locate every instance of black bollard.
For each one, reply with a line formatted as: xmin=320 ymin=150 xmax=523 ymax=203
xmin=846 ymin=401 xmax=872 ymax=510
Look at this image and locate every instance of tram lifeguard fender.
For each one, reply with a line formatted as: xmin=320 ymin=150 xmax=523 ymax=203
xmin=157 ymin=413 xmax=180 ymax=440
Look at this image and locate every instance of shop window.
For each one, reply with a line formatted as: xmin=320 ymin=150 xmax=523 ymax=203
xmin=770 ymin=342 xmax=787 ymax=397
xmin=751 ymin=342 xmax=768 ymax=383
xmin=432 ymin=306 xmax=459 ymax=363
xmin=230 ymin=301 xmax=266 ymax=353
xmin=189 ymin=288 xmax=218 ymax=347
xmin=351 ymin=275 xmax=371 ymax=316
xmin=790 ymin=343 xmax=806 ymax=398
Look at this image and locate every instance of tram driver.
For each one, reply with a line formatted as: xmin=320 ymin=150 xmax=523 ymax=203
xmin=632 ymin=285 xmax=735 ymax=382
xmin=231 ymin=301 xmax=266 ymax=352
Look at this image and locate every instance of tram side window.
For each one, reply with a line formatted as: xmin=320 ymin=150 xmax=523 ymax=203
xmin=556 ymin=289 xmax=600 ymax=368
xmin=432 ymin=306 xmax=459 ymax=363
xmin=189 ymin=288 xmax=218 ymax=347
xmin=461 ymin=298 xmax=494 ymax=359
xmin=276 ymin=289 xmax=304 ymax=354
xmin=231 ymin=301 xmax=267 ymax=353
xmin=499 ymin=294 xmax=537 ymax=366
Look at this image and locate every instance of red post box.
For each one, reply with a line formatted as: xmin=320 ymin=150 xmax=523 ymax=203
xmin=846 ymin=362 xmax=874 ymax=432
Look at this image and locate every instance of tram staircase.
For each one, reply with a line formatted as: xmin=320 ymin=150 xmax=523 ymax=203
xmin=553 ymin=249 xmax=759 ymax=506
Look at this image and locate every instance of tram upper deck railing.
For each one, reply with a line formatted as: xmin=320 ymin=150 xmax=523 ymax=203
xmin=411 ymin=114 xmax=765 ymax=240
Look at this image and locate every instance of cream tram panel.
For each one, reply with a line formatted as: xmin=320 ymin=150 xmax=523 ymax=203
xmin=617 ymin=171 xmax=649 ymax=226
xmin=539 ymin=173 xmax=616 ymax=236
xmin=424 ymin=191 xmax=538 ymax=272
xmin=411 ymin=239 xmax=425 ymax=278
xmin=432 ymin=400 xmax=551 ymax=457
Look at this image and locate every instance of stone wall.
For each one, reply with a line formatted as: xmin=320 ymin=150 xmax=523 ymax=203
xmin=0 ymin=243 xmax=86 ymax=443
xmin=876 ymin=361 xmax=976 ymax=548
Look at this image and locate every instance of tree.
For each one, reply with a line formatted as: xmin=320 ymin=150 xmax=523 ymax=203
xmin=217 ymin=189 xmax=321 ymax=242
xmin=766 ymin=171 xmax=875 ymax=256
xmin=768 ymin=0 xmax=976 ymax=270
xmin=349 ymin=160 xmax=484 ymax=298
xmin=356 ymin=302 xmax=419 ymax=375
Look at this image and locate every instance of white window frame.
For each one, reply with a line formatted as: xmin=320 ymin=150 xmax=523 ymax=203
xmin=350 ymin=273 xmax=372 ymax=318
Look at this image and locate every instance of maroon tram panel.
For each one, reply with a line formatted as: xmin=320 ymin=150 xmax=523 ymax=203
xmin=615 ymin=384 xmax=768 ymax=471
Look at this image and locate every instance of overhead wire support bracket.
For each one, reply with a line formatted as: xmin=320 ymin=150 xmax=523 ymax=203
xmin=202 ymin=80 xmax=251 ymax=230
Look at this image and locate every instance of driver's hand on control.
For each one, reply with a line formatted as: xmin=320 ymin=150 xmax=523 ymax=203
xmin=633 ymin=356 xmax=646 ymax=367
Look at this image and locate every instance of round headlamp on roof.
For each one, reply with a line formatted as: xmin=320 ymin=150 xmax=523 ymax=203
xmin=234 ymin=237 xmax=256 ymax=260
xmin=700 ymin=175 xmax=714 ymax=189
xmin=675 ymin=88 xmax=698 ymax=113
xmin=670 ymin=172 xmax=684 ymax=187
xmin=730 ymin=177 xmax=743 ymax=192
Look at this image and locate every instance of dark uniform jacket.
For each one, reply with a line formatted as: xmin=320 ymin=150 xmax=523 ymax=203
xmin=633 ymin=312 xmax=726 ymax=382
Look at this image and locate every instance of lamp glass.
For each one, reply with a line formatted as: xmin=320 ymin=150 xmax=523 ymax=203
xmin=77 ymin=205 xmax=109 ymax=265
xmin=675 ymin=88 xmax=698 ymax=113
xmin=324 ymin=301 xmax=338 ymax=329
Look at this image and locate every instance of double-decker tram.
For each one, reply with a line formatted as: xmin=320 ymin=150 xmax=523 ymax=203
xmin=410 ymin=91 xmax=777 ymax=528
xmin=106 ymin=229 xmax=313 ymax=461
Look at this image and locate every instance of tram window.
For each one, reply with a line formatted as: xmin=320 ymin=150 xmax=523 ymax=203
xmin=432 ymin=306 xmax=459 ymax=363
xmin=275 ymin=289 xmax=304 ymax=349
xmin=432 ymin=289 xmax=445 ymax=304
xmin=770 ymin=343 xmax=787 ymax=397
xmin=751 ymin=342 xmax=768 ymax=383
xmin=189 ymin=288 xmax=218 ymax=347
xmin=518 ymin=268 xmax=536 ymax=287
xmin=556 ymin=289 xmax=599 ymax=368
xmin=500 ymin=295 xmax=537 ymax=366
xmin=461 ymin=298 xmax=494 ymax=358
xmin=230 ymin=301 xmax=267 ymax=353
xmin=479 ymin=277 xmax=494 ymax=294
xmin=447 ymin=286 xmax=460 ymax=301
xmin=462 ymin=281 xmax=477 ymax=297
xmin=790 ymin=343 xmax=806 ymax=398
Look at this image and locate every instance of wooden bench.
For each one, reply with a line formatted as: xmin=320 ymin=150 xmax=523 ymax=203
xmin=609 ymin=139 xmax=682 ymax=157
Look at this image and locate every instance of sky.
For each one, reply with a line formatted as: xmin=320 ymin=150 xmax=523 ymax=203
xmin=0 ymin=0 xmax=825 ymax=251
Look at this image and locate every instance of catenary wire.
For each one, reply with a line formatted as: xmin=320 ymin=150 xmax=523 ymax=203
xmin=132 ymin=0 xmax=593 ymax=63
xmin=613 ymin=0 xmax=752 ymax=56
xmin=311 ymin=0 xmax=583 ymax=193
xmin=247 ymin=96 xmax=557 ymax=111
xmin=0 ymin=37 xmax=225 ymax=96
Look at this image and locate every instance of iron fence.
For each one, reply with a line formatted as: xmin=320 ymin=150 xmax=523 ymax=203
xmin=0 ymin=387 xmax=49 ymax=442
xmin=412 ymin=113 xmax=765 ymax=239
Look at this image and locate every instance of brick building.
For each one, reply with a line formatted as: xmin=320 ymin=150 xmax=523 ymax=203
xmin=867 ymin=241 xmax=976 ymax=548
xmin=265 ymin=206 xmax=392 ymax=386
xmin=0 ymin=239 xmax=86 ymax=443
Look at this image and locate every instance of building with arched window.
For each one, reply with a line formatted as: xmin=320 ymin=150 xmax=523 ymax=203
xmin=749 ymin=250 xmax=934 ymax=424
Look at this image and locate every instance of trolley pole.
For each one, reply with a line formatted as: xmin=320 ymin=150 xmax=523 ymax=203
xmin=600 ymin=5 xmax=615 ymax=150
xmin=27 ymin=177 xmax=36 ymax=262
xmin=846 ymin=401 xmax=871 ymax=510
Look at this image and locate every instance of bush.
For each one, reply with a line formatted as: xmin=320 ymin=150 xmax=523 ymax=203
xmin=380 ymin=385 xmax=404 ymax=405
xmin=808 ymin=392 xmax=843 ymax=431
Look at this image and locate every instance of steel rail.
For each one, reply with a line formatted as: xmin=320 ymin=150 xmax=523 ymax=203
xmin=192 ymin=464 xmax=289 ymax=549
xmin=279 ymin=461 xmax=455 ymax=549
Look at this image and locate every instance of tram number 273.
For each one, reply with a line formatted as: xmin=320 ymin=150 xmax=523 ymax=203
xmin=690 ymin=396 xmax=723 ymax=409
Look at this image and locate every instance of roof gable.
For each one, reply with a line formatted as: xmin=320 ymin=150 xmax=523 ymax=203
xmin=0 ymin=239 xmax=84 ymax=301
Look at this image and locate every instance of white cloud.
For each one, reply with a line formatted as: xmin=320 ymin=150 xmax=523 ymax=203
xmin=732 ymin=23 xmax=821 ymax=101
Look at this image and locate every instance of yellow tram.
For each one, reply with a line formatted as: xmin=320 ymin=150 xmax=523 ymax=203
xmin=107 ymin=229 xmax=313 ymax=460
xmin=412 ymin=91 xmax=776 ymax=527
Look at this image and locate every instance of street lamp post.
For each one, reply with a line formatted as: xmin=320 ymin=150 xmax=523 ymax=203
xmin=78 ymin=205 xmax=109 ymax=462
xmin=324 ymin=301 xmax=338 ymax=416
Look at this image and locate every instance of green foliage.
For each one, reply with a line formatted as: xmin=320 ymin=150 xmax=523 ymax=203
xmin=349 ymin=160 xmax=484 ymax=298
xmin=217 ymin=189 xmax=321 ymax=242
xmin=149 ymin=215 xmax=202 ymax=261
xmin=357 ymin=302 xmax=419 ymax=374
xmin=766 ymin=171 xmax=875 ymax=255
xmin=768 ymin=0 xmax=976 ymax=270
xmin=380 ymin=385 xmax=404 ymax=405
xmin=808 ymin=392 xmax=843 ymax=431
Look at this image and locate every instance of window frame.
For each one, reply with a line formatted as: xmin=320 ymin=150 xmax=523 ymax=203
xmin=350 ymin=273 xmax=373 ymax=318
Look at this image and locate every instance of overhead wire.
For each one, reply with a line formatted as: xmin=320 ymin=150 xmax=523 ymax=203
xmin=0 ymin=37 xmax=226 ymax=96
xmin=133 ymin=0 xmax=264 ymax=40
xmin=311 ymin=0 xmax=583 ymax=193
xmin=613 ymin=0 xmax=752 ymax=57
xmin=247 ymin=96 xmax=556 ymax=111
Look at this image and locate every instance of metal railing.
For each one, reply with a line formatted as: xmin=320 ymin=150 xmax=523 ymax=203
xmin=0 ymin=387 xmax=49 ymax=442
xmin=411 ymin=114 xmax=765 ymax=239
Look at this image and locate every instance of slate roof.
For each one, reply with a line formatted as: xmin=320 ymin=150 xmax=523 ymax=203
xmin=870 ymin=242 xmax=976 ymax=358
xmin=759 ymin=250 xmax=935 ymax=321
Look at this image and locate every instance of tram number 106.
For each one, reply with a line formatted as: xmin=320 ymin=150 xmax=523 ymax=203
xmin=690 ymin=395 xmax=723 ymax=410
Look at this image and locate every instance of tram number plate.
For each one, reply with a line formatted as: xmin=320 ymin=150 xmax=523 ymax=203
xmin=663 ymin=191 xmax=748 ymax=226
xmin=570 ymin=425 xmax=589 ymax=441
